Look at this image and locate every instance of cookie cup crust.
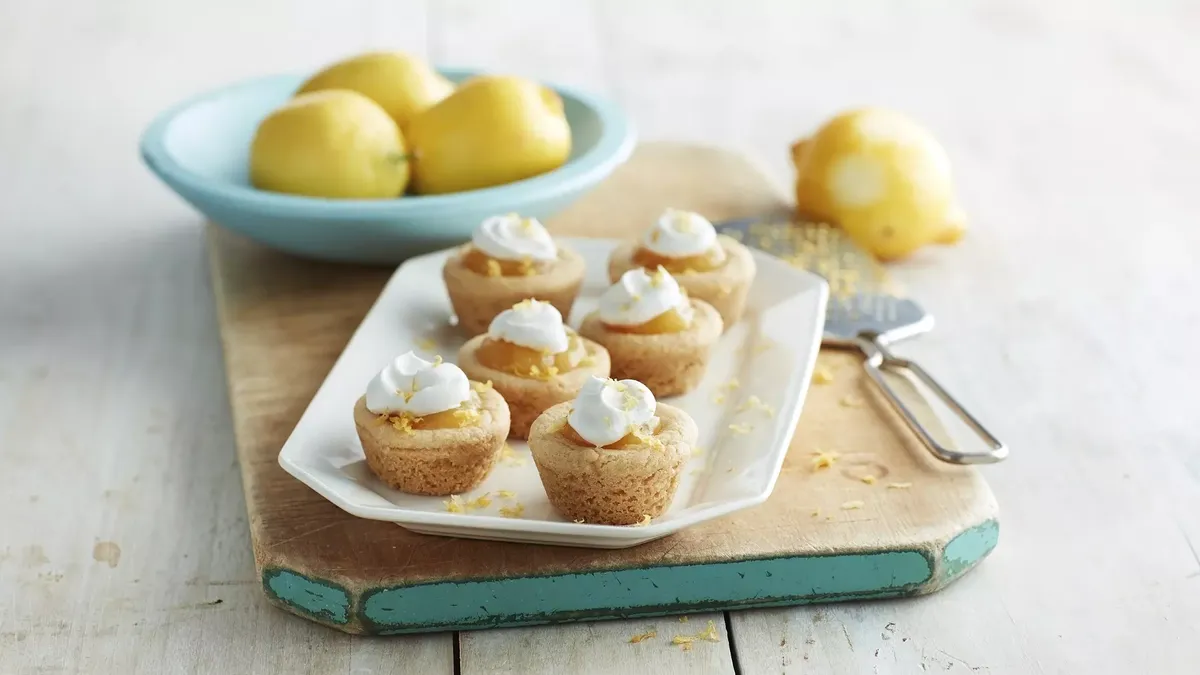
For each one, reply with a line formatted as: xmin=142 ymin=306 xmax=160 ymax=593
xmin=457 ymin=335 xmax=611 ymax=440
xmin=353 ymin=386 xmax=510 ymax=496
xmin=443 ymin=244 xmax=586 ymax=336
xmin=578 ymin=298 xmax=723 ymax=398
xmin=528 ymin=401 xmax=698 ymax=525
xmin=607 ymin=234 xmax=756 ymax=327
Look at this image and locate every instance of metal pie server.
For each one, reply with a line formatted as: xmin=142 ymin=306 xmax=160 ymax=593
xmin=824 ymin=293 xmax=1008 ymax=465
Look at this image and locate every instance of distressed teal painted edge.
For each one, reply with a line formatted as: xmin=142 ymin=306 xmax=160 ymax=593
xmin=359 ymin=549 xmax=933 ymax=635
xmin=258 ymin=518 xmax=1000 ymax=635
xmin=941 ymin=518 xmax=1000 ymax=583
xmin=262 ymin=568 xmax=351 ymax=625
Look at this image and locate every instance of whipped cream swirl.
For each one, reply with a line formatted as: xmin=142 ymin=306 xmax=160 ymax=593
xmin=642 ymin=208 xmax=724 ymax=260
xmin=488 ymin=299 xmax=570 ymax=353
xmin=365 ymin=351 xmax=471 ymax=416
xmin=568 ymin=376 xmax=658 ymax=447
xmin=598 ymin=267 xmax=694 ymax=326
xmin=472 ymin=213 xmax=557 ymax=261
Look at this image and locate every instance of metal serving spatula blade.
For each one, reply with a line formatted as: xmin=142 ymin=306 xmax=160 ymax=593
xmin=715 ymin=216 xmax=1007 ymax=465
xmin=825 ymin=293 xmax=1007 ymax=465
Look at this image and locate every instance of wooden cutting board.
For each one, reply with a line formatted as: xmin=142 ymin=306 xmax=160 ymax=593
xmin=207 ymin=142 xmax=998 ymax=635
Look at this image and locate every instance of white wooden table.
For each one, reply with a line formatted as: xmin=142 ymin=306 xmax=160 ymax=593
xmin=3 ymin=1 xmax=1199 ymax=672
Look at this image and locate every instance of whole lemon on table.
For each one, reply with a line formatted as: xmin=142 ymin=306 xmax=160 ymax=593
xmin=792 ymin=108 xmax=965 ymax=260
xmin=249 ymin=89 xmax=409 ymax=199
xmin=406 ymin=75 xmax=571 ymax=195
xmin=296 ymin=51 xmax=454 ymax=131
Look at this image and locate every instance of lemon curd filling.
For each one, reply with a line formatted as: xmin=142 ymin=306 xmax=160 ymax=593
xmin=603 ymin=307 xmax=692 ymax=335
xmin=562 ymin=419 xmax=661 ymax=449
xmin=632 ymin=245 xmax=725 ymax=275
xmin=476 ymin=332 xmax=590 ymax=379
xmin=376 ymin=398 xmax=482 ymax=431
xmin=462 ymin=246 xmax=550 ymax=277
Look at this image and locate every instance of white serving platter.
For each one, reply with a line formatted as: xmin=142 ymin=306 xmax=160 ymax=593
xmin=279 ymin=238 xmax=828 ymax=548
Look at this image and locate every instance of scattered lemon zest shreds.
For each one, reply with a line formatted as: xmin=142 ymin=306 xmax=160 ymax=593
xmin=812 ymin=367 xmax=835 ymax=385
xmin=671 ymin=620 xmax=721 ymax=651
xmin=840 ymin=394 xmax=865 ymax=408
xmin=736 ymin=395 xmax=776 ymax=418
xmin=888 ymin=482 xmax=913 ymax=490
xmin=498 ymin=503 xmax=525 ymax=518
xmin=444 ymin=495 xmax=466 ymax=513
xmin=471 ymin=379 xmax=494 ymax=393
xmin=728 ymin=423 xmax=753 ymax=435
xmin=811 ymin=450 xmax=841 ymax=470
xmin=629 ymin=629 xmax=657 ymax=644
xmin=495 ymin=490 xmax=517 ymax=499
xmin=860 ymin=475 xmax=877 ymax=485
xmin=841 ymin=500 xmax=865 ymax=510
xmin=499 ymin=443 xmax=525 ymax=466
xmin=631 ymin=514 xmax=653 ymax=527
xmin=466 ymin=493 xmax=492 ymax=510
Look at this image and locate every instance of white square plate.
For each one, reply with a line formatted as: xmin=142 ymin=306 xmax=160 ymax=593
xmin=279 ymin=238 xmax=828 ymax=548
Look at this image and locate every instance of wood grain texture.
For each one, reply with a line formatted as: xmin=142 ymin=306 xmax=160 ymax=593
xmin=3 ymin=0 xmax=1200 ymax=672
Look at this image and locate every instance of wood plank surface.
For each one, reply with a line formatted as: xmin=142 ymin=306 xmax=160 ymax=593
xmin=3 ymin=0 xmax=1199 ymax=673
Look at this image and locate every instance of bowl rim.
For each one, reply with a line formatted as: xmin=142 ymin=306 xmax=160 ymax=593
xmin=139 ymin=68 xmax=636 ymax=217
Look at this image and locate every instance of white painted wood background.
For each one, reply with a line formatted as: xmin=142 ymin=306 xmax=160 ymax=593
xmin=2 ymin=0 xmax=1199 ymax=672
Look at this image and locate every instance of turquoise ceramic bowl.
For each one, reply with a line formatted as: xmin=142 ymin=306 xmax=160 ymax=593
xmin=141 ymin=70 xmax=635 ymax=264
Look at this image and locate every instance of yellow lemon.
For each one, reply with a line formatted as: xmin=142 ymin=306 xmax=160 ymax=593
xmin=249 ymin=89 xmax=409 ymax=199
xmin=297 ymin=51 xmax=454 ymax=131
xmin=792 ymin=108 xmax=964 ymax=260
xmin=406 ymin=75 xmax=571 ymax=195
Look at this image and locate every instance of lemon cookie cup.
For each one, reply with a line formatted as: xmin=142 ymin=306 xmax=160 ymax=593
xmin=353 ymin=351 xmax=510 ymax=496
xmin=457 ymin=299 xmax=610 ymax=439
xmin=444 ymin=213 xmax=585 ymax=335
xmin=528 ymin=383 xmax=697 ymax=525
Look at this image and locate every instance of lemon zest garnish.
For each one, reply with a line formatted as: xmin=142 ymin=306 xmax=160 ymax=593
xmin=840 ymin=394 xmax=865 ymax=408
xmin=888 ymin=482 xmax=913 ymax=489
xmin=736 ymin=395 xmax=776 ymax=418
xmin=432 ymin=355 xmax=443 ymax=367
xmin=466 ymin=493 xmax=492 ymax=510
xmin=812 ymin=367 xmax=835 ymax=385
xmin=861 ymin=475 xmax=877 ymax=485
xmin=632 ymin=514 xmax=653 ymax=527
xmin=498 ymin=503 xmax=525 ymax=518
xmin=444 ymin=495 xmax=466 ymax=513
xmin=578 ymin=355 xmax=596 ymax=367
xmin=671 ymin=620 xmax=720 ymax=650
xmin=728 ymin=423 xmax=752 ymax=434
xmin=629 ymin=629 xmax=657 ymax=644
xmin=471 ymin=379 xmax=494 ymax=393
xmin=841 ymin=500 xmax=864 ymax=510
xmin=485 ymin=259 xmax=502 ymax=277
xmin=452 ymin=407 xmax=481 ymax=425
xmin=811 ymin=450 xmax=840 ymax=470
xmin=384 ymin=414 xmax=419 ymax=434
xmin=496 ymin=490 xmax=517 ymax=499
xmin=499 ymin=444 xmax=525 ymax=466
